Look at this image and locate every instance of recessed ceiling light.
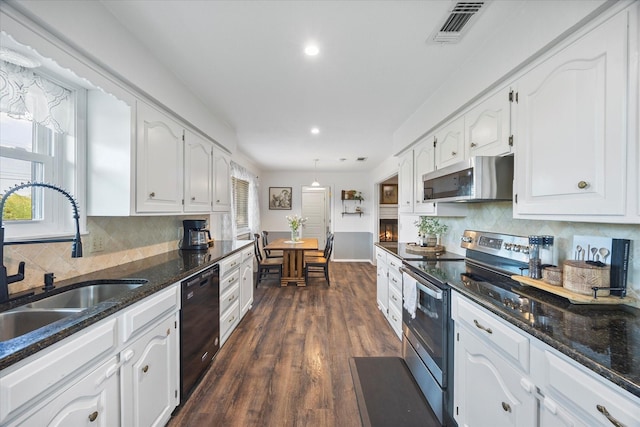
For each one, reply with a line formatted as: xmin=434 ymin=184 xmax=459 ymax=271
xmin=304 ymin=44 xmax=320 ymax=56
xmin=310 ymin=127 xmax=320 ymax=135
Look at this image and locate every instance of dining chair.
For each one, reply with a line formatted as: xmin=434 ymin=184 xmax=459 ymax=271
xmin=261 ymin=231 xmax=283 ymax=258
xmin=305 ymin=231 xmax=333 ymax=258
xmin=253 ymin=234 xmax=283 ymax=286
xmin=304 ymin=233 xmax=334 ymax=286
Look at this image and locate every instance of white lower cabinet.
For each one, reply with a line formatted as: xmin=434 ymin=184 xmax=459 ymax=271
xmin=12 ymin=356 xmax=121 ymax=427
xmin=452 ymin=291 xmax=640 ymax=427
xmin=239 ymin=245 xmax=254 ymax=316
xmin=218 ymin=250 xmax=245 ymax=347
xmin=374 ymin=247 xmax=403 ymax=340
xmin=120 ymin=312 xmax=178 ymax=427
xmin=0 ymin=284 xmax=180 ymax=427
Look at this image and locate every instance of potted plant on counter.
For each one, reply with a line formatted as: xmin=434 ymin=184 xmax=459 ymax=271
xmin=415 ymin=217 xmax=448 ymax=247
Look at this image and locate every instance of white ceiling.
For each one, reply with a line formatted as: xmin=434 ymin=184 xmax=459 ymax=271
xmin=92 ymin=1 xmax=525 ymax=172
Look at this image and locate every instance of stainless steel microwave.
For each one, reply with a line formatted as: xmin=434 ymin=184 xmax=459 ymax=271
xmin=422 ymin=155 xmax=514 ymax=203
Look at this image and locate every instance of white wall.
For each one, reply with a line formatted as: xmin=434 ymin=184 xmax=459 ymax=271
xmin=4 ymin=0 xmax=238 ymax=152
xmin=260 ymin=171 xmax=372 ymax=234
xmin=392 ymin=0 xmax=610 ymax=153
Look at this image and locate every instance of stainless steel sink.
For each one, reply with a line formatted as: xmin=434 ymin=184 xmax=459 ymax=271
xmin=24 ymin=281 xmax=147 ymax=309
xmin=0 ymin=309 xmax=78 ymax=341
xmin=0 ymin=279 xmax=147 ymax=341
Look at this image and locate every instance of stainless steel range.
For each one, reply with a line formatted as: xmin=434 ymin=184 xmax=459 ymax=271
xmin=401 ymin=230 xmax=547 ymax=426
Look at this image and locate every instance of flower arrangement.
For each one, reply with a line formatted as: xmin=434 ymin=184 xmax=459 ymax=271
xmin=286 ymin=214 xmax=307 ymax=241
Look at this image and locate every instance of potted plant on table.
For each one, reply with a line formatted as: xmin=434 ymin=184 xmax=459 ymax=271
xmin=414 ymin=217 xmax=448 ymax=247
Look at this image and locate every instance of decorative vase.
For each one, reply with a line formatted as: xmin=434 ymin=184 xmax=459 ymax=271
xmin=291 ymin=229 xmax=299 ymax=242
xmin=425 ymin=234 xmax=437 ymax=247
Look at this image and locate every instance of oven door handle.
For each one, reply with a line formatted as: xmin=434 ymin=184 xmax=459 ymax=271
xmin=416 ymin=280 xmax=443 ymax=300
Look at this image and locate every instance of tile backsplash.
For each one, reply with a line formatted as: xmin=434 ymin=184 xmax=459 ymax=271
xmin=4 ymin=216 xmax=196 ymax=294
xmin=435 ymin=202 xmax=639 ymax=299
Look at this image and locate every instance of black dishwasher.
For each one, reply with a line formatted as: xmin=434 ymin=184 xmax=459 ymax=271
xmin=180 ymin=264 xmax=220 ymax=401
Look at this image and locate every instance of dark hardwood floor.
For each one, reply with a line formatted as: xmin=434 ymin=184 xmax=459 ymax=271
xmin=169 ymin=262 xmax=402 ymax=427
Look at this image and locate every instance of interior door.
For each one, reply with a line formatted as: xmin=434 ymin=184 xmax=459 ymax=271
xmin=301 ymin=187 xmax=329 ymax=249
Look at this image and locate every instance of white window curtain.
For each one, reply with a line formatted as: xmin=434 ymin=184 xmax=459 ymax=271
xmin=230 ymin=161 xmax=260 ymax=240
xmin=0 ymin=60 xmax=73 ymax=135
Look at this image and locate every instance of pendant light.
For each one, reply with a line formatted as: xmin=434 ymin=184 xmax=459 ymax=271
xmin=311 ymin=159 xmax=320 ymax=187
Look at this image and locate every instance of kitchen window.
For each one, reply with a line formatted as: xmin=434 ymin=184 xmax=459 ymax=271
xmin=232 ymin=177 xmax=249 ymax=232
xmin=230 ymin=161 xmax=260 ymax=239
xmin=0 ymin=61 xmax=86 ymax=240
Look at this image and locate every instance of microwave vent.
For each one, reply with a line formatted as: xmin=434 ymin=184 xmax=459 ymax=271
xmin=429 ymin=1 xmax=488 ymax=44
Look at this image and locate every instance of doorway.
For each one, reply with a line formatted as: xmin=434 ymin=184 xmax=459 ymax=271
xmin=301 ymin=186 xmax=331 ymax=250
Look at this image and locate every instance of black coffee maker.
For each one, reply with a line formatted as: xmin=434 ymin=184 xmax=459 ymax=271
xmin=180 ymin=219 xmax=211 ymax=250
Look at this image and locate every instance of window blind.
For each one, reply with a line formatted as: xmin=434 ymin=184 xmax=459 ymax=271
xmin=232 ymin=176 xmax=249 ymax=229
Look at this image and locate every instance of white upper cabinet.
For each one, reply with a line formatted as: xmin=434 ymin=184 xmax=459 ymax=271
xmin=184 ymin=131 xmax=213 ymax=213
xmin=212 ymin=147 xmax=231 ymax=211
xmin=465 ymin=86 xmax=513 ymax=157
xmin=136 ymin=101 xmax=185 ymax=213
xmin=413 ymin=135 xmax=436 ymax=214
xmin=513 ymin=8 xmax=631 ymax=220
xmin=398 ymin=150 xmax=414 ymax=212
xmin=434 ymin=116 xmax=465 ymax=170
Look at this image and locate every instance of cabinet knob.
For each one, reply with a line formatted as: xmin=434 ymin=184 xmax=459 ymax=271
xmin=451 ymin=151 xmax=457 ymax=156
xmin=149 ymin=192 xmax=155 ymax=198
xmin=142 ymin=365 xmax=149 ymax=373
xmin=470 ymin=142 xmax=477 ymax=148
xmin=191 ymin=196 xmax=196 ymax=201
xmin=501 ymin=402 xmax=511 ymax=413
xmin=216 ymin=199 xmax=221 ymax=203
xmin=88 ymin=411 xmax=99 ymax=422
xmin=596 ymin=405 xmax=624 ymax=427
xmin=577 ymin=181 xmax=589 ymax=189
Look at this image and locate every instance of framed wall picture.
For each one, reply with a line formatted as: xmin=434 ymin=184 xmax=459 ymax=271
xmin=380 ymin=184 xmax=398 ymax=204
xmin=269 ymin=187 xmax=292 ymax=210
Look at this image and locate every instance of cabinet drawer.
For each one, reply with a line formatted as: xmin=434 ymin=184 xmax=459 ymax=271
xmin=0 ymin=318 xmax=118 ymax=424
xmin=540 ymin=350 xmax=640 ymax=427
xmin=388 ymin=269 xmax=402 ymax=293
xmin=453 ymin=293 xmax=530 ymax=372
xmin=240 ymin=245 xmax=254 ymax=262
xmin=220 ymin=300 xmax=240 ymax=339
xmin=220 ymin=268 xmax=240 ymax=295
xmin=387 ymin=255 xmax=402 ymax=272
xmin=388 ymin=303 xmax=403 ymax=340
xmin=219 ymin=253 xmax=242 ymax=277
xmin=220 ymin=283 xmax=240 ymax=314
xmin=121 ymin=284 xmax=179 ymax=343
xmin=389 ymin=282 xmax=403 ymax=312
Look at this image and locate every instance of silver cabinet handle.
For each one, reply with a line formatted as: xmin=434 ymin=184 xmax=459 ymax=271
xmin=470 ymin=142 xmax=477 ymax=148
xmin=191 ymin=196 xmax=196 ymax=200
xmin=502 ymin=402 xmax=511 ymax=413
xmin=142 ymin=365 xmax=149 ymax=373
xmin=474 ymin=319 xmax=493 ymax=334
xmin=149 ymin=192 xmax=155 ymax=198
xmin=596 ymin=405 xmax=625 ymax=427
xmin=577 ymin=181 xmax=589 ymax=189
xmin=451 ymin=151 xmax=457 ymax=156
xmin=88 ymin=411 xmax=99 ymax=422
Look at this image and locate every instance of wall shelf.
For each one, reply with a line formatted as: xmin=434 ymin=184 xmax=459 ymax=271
xmin=341 ymin=190 xmax=363 ymax=217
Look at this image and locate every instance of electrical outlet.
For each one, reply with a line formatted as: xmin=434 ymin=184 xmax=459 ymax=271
xmin=91 ymin=235 xmax=105 ymax=253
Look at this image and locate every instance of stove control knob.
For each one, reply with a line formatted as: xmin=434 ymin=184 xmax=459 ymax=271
xmin=513 ymin=245 xmax=521 ymax=252
xmin=461 ymin=236 xmax=473 ymax=243
xmin=522 ymin=247 xmax=530 ymax=254
xmin=504 ymin=243 xmax=513 ymax=251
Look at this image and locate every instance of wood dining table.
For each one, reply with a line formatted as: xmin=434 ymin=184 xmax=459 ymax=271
xmin=264 ymin=237 xmax=318 ymax=286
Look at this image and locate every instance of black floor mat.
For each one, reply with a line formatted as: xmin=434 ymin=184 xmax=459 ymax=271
xmin=350 ymin=357 xmax=441 ymax=427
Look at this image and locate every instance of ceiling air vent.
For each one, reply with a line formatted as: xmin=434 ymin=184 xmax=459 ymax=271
xmin=356 ymin=157 xmax=367 ymax=162
xmin=428 ymin=1 xmax=489 ymax=44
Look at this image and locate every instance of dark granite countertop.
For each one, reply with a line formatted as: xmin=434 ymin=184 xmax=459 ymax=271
xmin=0 ymin=240 xmax=252 ymax=371
xmin=375 ymin=243 xmax=640 ymax=400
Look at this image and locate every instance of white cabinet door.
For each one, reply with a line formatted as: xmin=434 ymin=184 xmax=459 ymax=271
xmin=514 ymin=11 xmax=628 ymax=217
xmin=375 ymin=248 xmax=388 ymax=316
xmin=121 ymin=313 xmax=179 ymax=427
xmin=413 ymin=136 xmax=436 ymax=214
xmin=465 ymin=87 xmax=513 ymax=157
xmin=11 ymin=357 xmax=121 ymax=427
xmin=398 ymin=150 xmax=414 ymax=213
xmin=184 ymin=131 xmax=213 ymax=213
xmin=240 ymin=255 xmax=254 ymax=316
xmin=435 ymin=116 xmax=465 ymax=169
xmin=212 ymin=147 xmax=231 ymax=212
xmin=136 ymin=101 xmax=184 ymax=213
xmin=454 ymin=327 xmax=537 ymax=427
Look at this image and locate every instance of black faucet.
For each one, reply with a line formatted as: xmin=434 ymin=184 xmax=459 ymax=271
xmin=0 ymin=182 xmax=83 ymax=303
